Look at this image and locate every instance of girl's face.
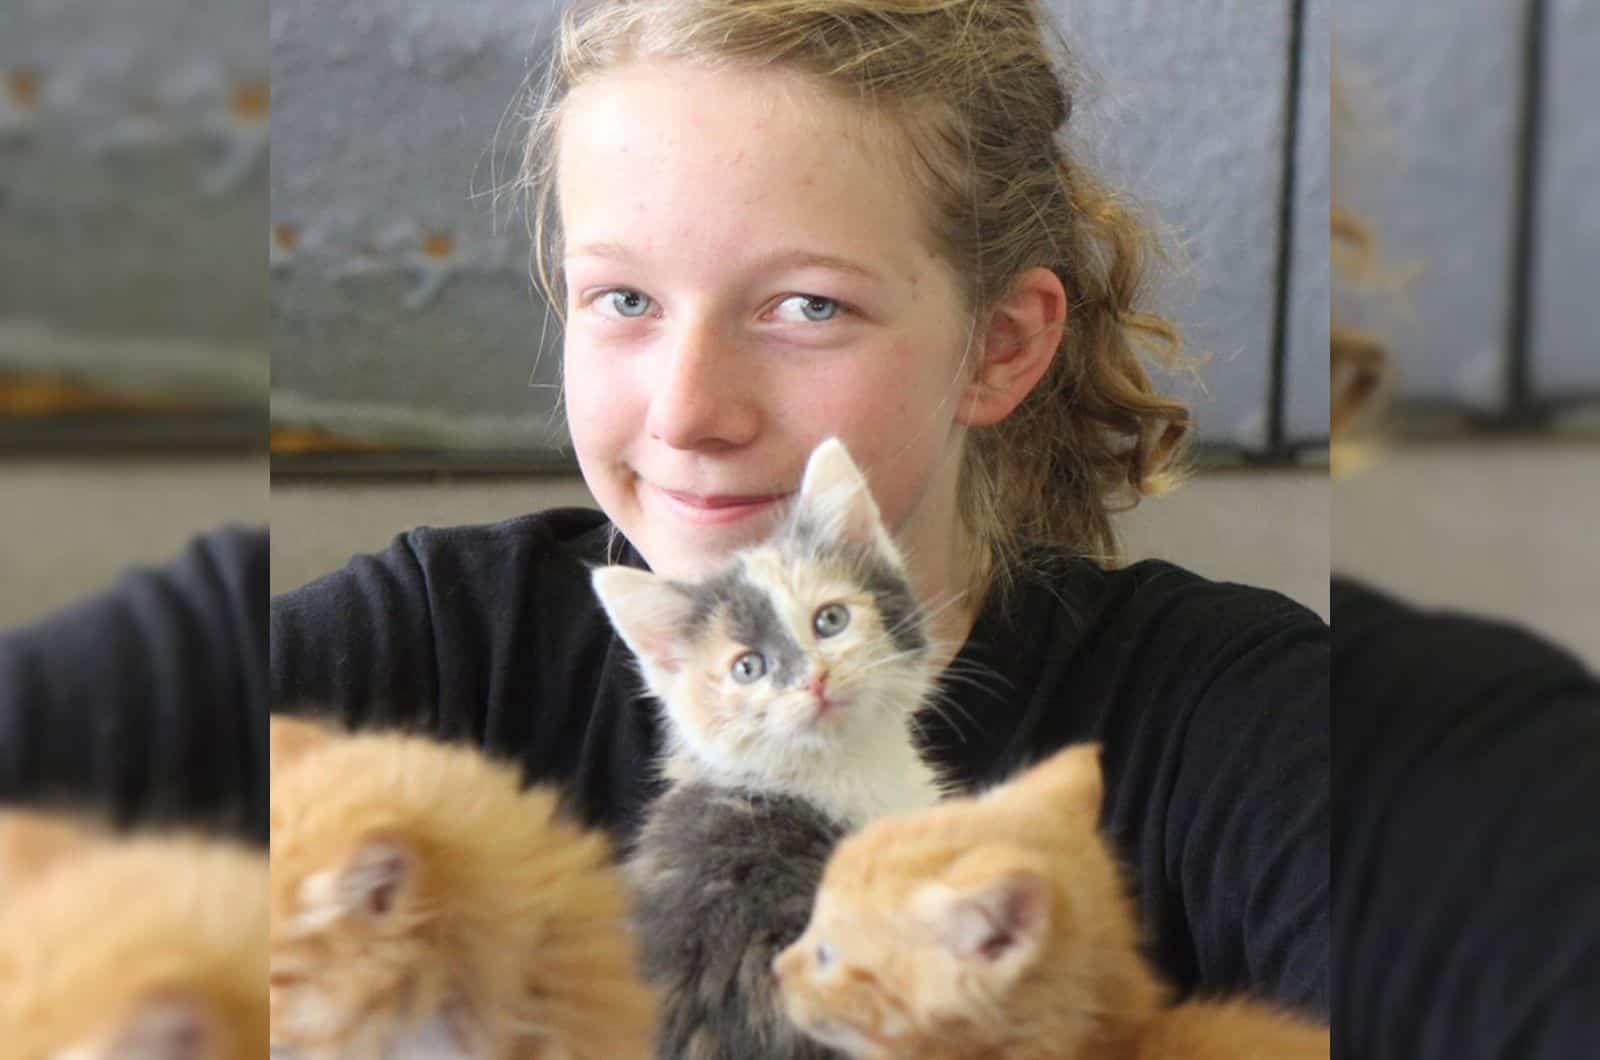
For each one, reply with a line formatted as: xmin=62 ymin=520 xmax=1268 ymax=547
xmin=558 ymin=61 xmax=975 ymax=593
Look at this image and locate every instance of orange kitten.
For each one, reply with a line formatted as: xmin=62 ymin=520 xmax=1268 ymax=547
xmin=0 ymin=811 xmax=269 ymax=1059
xmin=268 ymin=717 xmax=657 ymax=1059
xmin=774 ymin=744 xmax=1328 ymax=1060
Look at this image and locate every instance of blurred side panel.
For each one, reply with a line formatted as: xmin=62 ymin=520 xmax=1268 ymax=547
xmin=1337 ymin=0 xmax=1523 ymax=413
xmin=1286 ymin=0 xmax=1331 ymax=446
xmin=1529 ymin=0 xmax=1600 ymax=416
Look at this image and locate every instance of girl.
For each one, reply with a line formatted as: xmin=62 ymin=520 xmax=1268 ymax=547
xmin=273 ymin=0 xmax=1327 ymax=1019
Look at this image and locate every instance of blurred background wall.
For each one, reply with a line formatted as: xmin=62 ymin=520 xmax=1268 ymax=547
xmin=1335 ymin=0 xmax=1599 ymax=664
xmin=0 ymin=0 xmax=267 ymax=628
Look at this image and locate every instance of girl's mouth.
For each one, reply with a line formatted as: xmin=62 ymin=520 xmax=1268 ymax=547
xmin=654 ymin=486 xmax=791 ymax=526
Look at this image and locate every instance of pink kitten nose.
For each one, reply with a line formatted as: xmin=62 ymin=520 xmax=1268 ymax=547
xmin=809 ymin=671 xmax=836 ymax=713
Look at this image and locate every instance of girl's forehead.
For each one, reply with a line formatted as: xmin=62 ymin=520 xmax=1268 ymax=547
xmin=556 ymin=61 xmax=937 ymax=286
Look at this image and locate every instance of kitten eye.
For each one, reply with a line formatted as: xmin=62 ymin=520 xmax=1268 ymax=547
xmin=815 ymin=941 xmax=834 ymax=968
xmin=813 ymin=603 xmax=850 ymax=638
xmin=730 ymin=651 xmax=768 ymax=684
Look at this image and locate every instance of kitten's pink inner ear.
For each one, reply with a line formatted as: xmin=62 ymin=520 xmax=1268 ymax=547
xmin=591 ymin=566 xmax=693 ymax=675
xmin=936 ymin=872 xmax=1051 ymax=966
xmin=341 ymin=836 xmax=412 ymax=920
xmin=113 ymin=993 xmax=214 ymax=1059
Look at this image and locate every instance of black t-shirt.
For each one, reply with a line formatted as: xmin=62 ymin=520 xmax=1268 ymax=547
xmin=0 ymin=525 xmax=269 ymax=842
xmin=1331 ymin=577 xmax=1600 ymax=1059
xmin=271 ymin=508 xmax=1330 ymax=1016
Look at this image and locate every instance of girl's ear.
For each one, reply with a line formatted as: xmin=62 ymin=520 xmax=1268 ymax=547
xmin=957 ymin=266 xmax=1067 ymax=429
xmin=794 ymin=437 xmax=888 ymax=552
xmin=591 ymin=565 xmax=695 ymax=676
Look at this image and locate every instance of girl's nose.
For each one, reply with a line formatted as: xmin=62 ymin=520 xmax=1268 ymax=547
xmin=645 ymin=325 xmax=758 ymax=451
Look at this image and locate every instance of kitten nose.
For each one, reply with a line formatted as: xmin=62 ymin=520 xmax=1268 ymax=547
xmin=808 ymin=671 xmax=829 ymax=698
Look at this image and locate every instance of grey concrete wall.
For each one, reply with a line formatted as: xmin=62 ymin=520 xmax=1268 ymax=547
xmin=0 ymin=0 xmax=267 ymax=404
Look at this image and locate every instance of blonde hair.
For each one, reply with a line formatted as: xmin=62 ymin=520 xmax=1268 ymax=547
xmin=518 ymin=0 xmax=1190 ymax=598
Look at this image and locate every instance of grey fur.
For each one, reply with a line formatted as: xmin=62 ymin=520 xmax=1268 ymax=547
xmin=627 ymin=782 xmax=849 ymax=1060
xmin=679 ymin=568 xmax=809 ymax=686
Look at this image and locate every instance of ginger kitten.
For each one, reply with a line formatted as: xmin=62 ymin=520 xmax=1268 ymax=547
xmin=268 ymin=717 xmax=657 ymax=1059
xmin=775 ymin=743 xmax=1329 ymax=1060
xmin=0 ymin=809 xmax=269 ymax=1059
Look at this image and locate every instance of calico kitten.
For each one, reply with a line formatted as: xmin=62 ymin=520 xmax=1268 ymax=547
xmin=267 ymin=716 xmax=657 ymax=1060
xmin=0 ymin=809 xmax=269 ymax=1059
xmin=592 ymin=437 xmax=952 ymax=1060
xmin=774 ymin=743 xmax=1329 ymax=1060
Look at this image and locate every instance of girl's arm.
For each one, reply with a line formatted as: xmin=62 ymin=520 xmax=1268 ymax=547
xmin=0 ymin=526 xmax=268 ymax=843
xmin=1332 ymin=579 xmax=1600 ymax=1059
xmin=269 ymin=510 xmax=619 ymax=763
xmin=1092 ymin=574 xmax=1330 ymax=1017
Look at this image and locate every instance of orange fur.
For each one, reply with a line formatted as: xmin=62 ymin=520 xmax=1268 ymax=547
xmin=269 ymin=712 xmax=341 ymax=773
xmin=0 ymin=806 xmax=102 ymax=897
xmin=0 ymin=820 xmax=269 ymax=1059
xmin=269 ymin=718 xmax=657 ymax=1058
xmin=775 ymin=744 xmax=1328 ymax=1059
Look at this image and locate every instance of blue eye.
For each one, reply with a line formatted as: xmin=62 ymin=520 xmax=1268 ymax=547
xmin=777 ymin=295 xmax=841 ymax=323
xmin=813 ymin=603 xmax=850 ymax=638
xmin=730 ymin=651 xmax=768 ymax=684
xmin=601 ymin=289 xmax=652 ymax=319
xmin=816 ymin=941 xmax=834 ymax=967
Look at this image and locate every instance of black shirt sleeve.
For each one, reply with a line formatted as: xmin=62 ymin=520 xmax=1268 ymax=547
xmin=0 ymin=525 xmax=268 ymax=843
xmin=269 ymin=508 xmax=663 ymax=829
xmin=1332 ymin=578 xmax=1600 ymax=1059
xmin=1090 ymin=567 xmax=1329 ymax=1016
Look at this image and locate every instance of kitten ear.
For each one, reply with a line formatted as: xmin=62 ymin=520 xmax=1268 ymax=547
xmin=270 ymin=713 xmax=337 ymax=774
xmin=338 ymin=835 xmax=413 ymax=920
xmin=1003 ymin=743 xmax=1104 ymax=816
xmin=916 ymin=871 xmax=1051 ymax=984
xmin=591 ymin=566 xmax=695 ymax=676
xmin=107 ymin=993 xmax=216 ymax=1060
xmin=795 ymin=437 xmax=890 ymax=553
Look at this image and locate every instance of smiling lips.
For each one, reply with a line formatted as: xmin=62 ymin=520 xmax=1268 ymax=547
xmin=655 ymin=485 xmax=792 ymax=526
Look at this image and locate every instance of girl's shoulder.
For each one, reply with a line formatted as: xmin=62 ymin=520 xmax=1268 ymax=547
xmin=1004 ymin=547 xmax=1326 ymax=655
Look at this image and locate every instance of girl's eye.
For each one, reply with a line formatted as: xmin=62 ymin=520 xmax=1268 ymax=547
xmin=813 ymin=603 xmax=850 ymax=638
xmin=774 ymin=294 xmax=842 ymax=323
xmin=730 ymin=651 xmax=768 ymax=684
xmin=597 ymin=289 xmax=653 ymax=319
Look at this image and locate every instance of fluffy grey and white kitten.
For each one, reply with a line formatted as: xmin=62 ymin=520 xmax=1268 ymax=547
xmin=591 ymin=437 xmax=952 ymax=1060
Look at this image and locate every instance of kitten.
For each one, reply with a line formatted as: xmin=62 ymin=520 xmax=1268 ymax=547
xmin=774 ymin=743 xmax=1330 ymax=1060
xmin=267 ymin=716 xmax=657 ymax=1060
xmin=592 ymin=437 xmax=952 ymax=1060
xmin=0 ymin=809 xmax=269 ymax=1059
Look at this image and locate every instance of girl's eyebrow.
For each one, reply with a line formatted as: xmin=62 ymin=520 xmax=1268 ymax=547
xmin=566 ymin=241 xmax=885 ymax=282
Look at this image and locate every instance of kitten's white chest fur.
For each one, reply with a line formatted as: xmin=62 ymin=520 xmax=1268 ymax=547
xmin=667 ymin=718 xmax=948 ymax=829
